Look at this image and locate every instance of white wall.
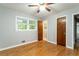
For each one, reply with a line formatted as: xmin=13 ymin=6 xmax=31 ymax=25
xmin=48 ymin=6 xmax=79 ymax=49
xmin=0 ymin=6 xmax=37 ymax=50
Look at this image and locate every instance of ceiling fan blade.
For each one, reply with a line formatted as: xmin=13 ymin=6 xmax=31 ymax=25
xmin=46 ymin=3 xmax=54 ymax=5
xmin=37 ymin=9 xmax=40 ymax=13
xmin=45 ymin=7 xmax=51 ymax=12
xmin=28 ymin=5 xmax=38 ymax=7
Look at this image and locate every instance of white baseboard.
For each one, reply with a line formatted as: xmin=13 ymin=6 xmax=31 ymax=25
xmin=0 ymin=40 xmax=37 ymax=51
xmin=66 ymin=45 xmax=74 ymax=49
xmin=47 ymin=40 xmax=57 ymax=44
xmin=0 ymin=40 xmax=74 ymax=51
xmin=47 ymin=40 xmax=74 ymax=50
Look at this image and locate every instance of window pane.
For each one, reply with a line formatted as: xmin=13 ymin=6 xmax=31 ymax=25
xmin=18 ymin=22 xmax=27 ymax=29
xmin=17 ymin=17 xmax=27 ymax=31
xmin=29 ymin=24 xmax=36 ymax=29
xmin=29 ymin=20 xmax=36 ymax=25
xmin=29 ymin=20 xmax=36 ymax=29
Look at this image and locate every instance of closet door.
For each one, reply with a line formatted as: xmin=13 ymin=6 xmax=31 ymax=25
xmin=57 ymin=17 xmax=66 ymax=46
xmin=38 ymin=20 xmax=43 ymax=41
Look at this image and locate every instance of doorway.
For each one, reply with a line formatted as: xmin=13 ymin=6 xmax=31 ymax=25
xmin=38 ymin=20 xmax=43 ymax=41
xmin=74 ymin=14 xmax=79 ymax=49
xmin=57 ymin=17 xmax=66 ymax=46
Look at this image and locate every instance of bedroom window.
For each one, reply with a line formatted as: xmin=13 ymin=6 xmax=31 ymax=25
xmin=16 ymin=16 xmax=37 ymax=31
xmin=16 ymin=16 xmax=27 ymax=31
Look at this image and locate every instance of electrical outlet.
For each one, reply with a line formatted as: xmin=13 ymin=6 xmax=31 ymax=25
xmin=22 ymin=40 xmax=26 ymax=43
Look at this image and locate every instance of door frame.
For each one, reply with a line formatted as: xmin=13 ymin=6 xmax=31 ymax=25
xmin=72 ymin=12 xmax=79 ymax=49
xmin=73 ymin=13 xmax=79 ymax=49
xmin=57 ymin=16 xmax=67 ymax=47
xmin=43 ymin=20 xmax=48 ymax=41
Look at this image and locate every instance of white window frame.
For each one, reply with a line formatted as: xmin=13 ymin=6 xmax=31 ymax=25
xmin=16 ymin=16 xmax=37 ymax=31
xmin=16 ymin=16 xmax=28 ymax=31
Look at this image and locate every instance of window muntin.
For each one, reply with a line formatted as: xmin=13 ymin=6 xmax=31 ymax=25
xmin=16 ymin=16 xmax=37 ymax=31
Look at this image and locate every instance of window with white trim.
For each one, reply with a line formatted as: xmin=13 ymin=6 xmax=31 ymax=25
xmin=16 ymin=16 xmax=37 ymax=31
xmin=16 ymin=17 xmax=27 ymax=31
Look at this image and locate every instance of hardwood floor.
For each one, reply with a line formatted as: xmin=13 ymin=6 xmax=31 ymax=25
xmin=0 ymin=40 xmax=79 ymax=56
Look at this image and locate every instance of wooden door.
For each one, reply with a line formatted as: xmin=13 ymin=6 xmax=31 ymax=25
xmin=57 ymin=17 xmax=66 ymax=46
xmin=38 ymin=20 xmax=43 ymax=41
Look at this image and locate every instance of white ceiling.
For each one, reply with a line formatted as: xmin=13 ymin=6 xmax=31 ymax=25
xmin=0 ymin=3 xmax=79 ymax=20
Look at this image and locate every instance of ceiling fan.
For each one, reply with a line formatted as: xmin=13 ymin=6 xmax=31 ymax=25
xmin=28 ymin=3 xmax=54 ymax=13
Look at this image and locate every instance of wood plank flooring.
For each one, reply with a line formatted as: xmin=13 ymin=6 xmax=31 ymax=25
xmin=0 ymin=40 xmax=79 ymax=56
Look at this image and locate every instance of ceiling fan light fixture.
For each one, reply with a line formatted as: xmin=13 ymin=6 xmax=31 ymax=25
xmin=28 ymin=3 xmax=53 ymax=13
xmin=39 ymin=5 xmax=45 ymax=11
xmin=45 ymin=7 xmax=51 ymax=12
